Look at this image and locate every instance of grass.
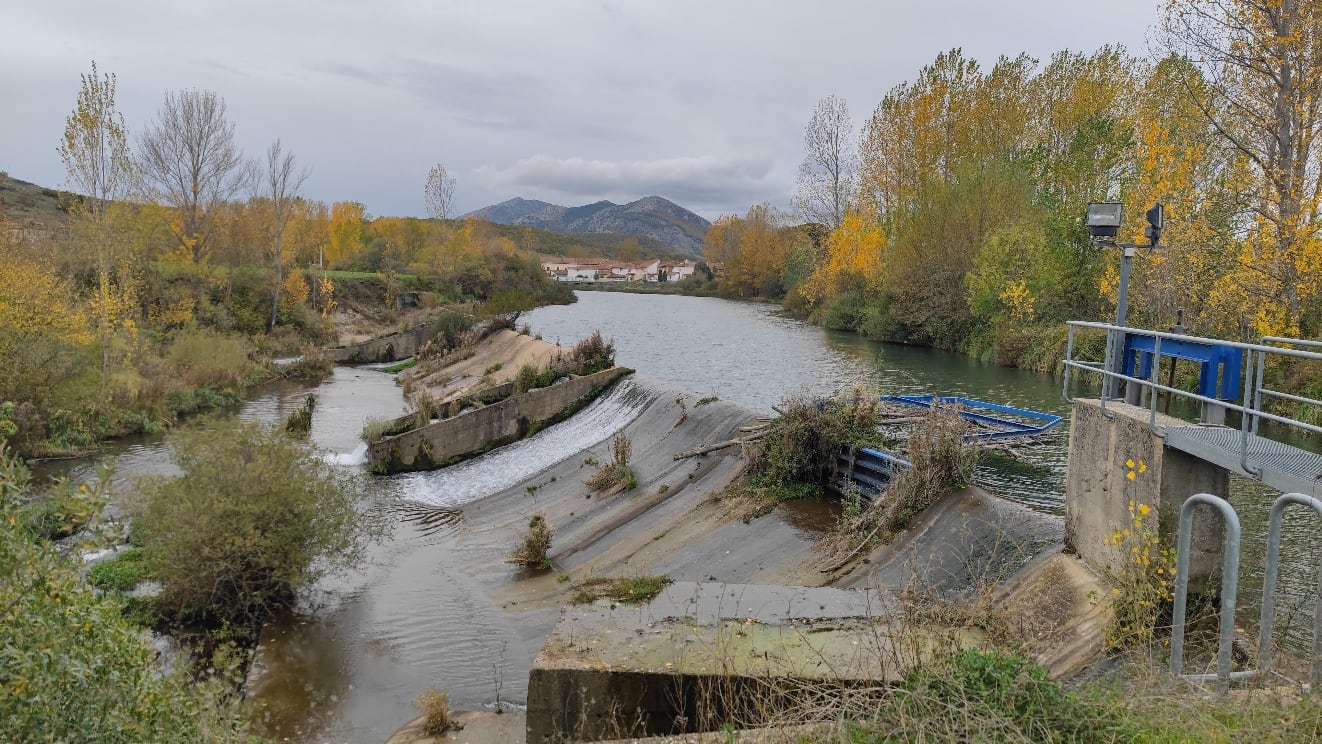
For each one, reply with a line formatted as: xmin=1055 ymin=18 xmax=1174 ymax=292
xmin=86 ymin=548 xmax=151 ymax=592
xmin=413 ymin=688 xmax=458 ymax=735
xmin=379 ymin=357 xmax=418 ymax=374
xmin=571 ymin=575 xmax=672 ymax=605
xmin=507 ymin=514 xmax=553 ymax=568
xmin=283 ymin=394 xmax=317 ymax=438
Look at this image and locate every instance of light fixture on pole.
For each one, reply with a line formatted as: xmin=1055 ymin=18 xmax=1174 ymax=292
xmin=1087 ymin=201 xmax=1164 ymax=399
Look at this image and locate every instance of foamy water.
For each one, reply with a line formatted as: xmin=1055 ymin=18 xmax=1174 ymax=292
xmin=390 ymin=378 xmax=654 ymax=507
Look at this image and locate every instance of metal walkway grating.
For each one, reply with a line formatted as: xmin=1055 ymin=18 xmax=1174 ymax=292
xmin=1164 ymin=426 xmax=1322 ymax=496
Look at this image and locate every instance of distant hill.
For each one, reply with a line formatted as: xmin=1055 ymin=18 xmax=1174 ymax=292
xmin=0 ymin=172 xmax=72 ymax=223
xmin=463 ymin=195 xmax=710 ymax=257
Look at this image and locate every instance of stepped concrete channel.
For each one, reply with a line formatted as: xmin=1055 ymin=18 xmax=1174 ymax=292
xmin=370 ymin=332 xmax=1104 ymax=743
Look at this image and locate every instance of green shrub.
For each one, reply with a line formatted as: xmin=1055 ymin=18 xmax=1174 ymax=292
xmin=513 ymin=363 xmax=561 ymax=394
xmin=167 ymin=329 xmax=256 ymax=392
xmin=86 ymin=547 xmax=151 ymax=591
xmin=0 ymin=443 xmax=251 ymax=742
xmin=873 ymin=649 xmax=1138 ymax=743
xmin=820 ymin=291 xmax=866 ymax=331
xmin=132 ymin=420 xmax=384 ymax=627
xmin=19 ymin=466 xmax=110 ymax=541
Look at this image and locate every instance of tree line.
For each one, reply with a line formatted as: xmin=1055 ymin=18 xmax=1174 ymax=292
xmin=705 ymin=0 xmax=1322 ymax=381
xmin=0 ymin=62 xmax=570 ymax=457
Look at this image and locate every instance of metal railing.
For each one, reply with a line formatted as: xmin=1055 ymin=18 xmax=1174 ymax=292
xmin=1168 ymin=492 xmax=1322 ymax=693
xmin=1062 ymin=321 xmax=1322 ymax=478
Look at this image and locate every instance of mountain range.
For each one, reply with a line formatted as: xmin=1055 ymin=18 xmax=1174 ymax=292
xmin=462 ymin=195 xmax=710 ymax=257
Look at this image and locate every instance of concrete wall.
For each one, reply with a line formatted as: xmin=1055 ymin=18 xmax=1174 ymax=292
xmin=324 ymin=323 xmax=437 ymax=363
xmin=1065 ymin=399 xmax=1227 ymax=586
xmin=367 ymin=367 xmax=632 ymax=474
xmin=526 ymin=582 xmax=896 ymax=743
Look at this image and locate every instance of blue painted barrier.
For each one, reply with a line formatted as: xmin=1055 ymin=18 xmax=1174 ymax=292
xmin=879 ymin=395 xmax=1063 ymax=441
xmin=1123 ymin=333 xmax=1242 ymax=400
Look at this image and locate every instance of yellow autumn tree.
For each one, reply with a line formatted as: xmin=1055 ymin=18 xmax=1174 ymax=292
xmin=326 ymin=201 xmax=365 ymax=266
xmin=280 ymin=267 xmax=310 ymax=311
xmin=801 ymin=210 xmax=886 ymax=303
xmin=1160 ymin=0 xmax=1322 ymax=337
xmin=0 ymin=230 xmax=93 ymax=406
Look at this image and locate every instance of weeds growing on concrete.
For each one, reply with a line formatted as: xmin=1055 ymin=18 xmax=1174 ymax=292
xmin=748 ymin=387 xmax=881 ymax=502
xmin=508 ymin=514 xmax=553 ymax=568
xmin=571 ymin=575 xmax=672 ymax=605
xmin=585 ymin=434 xmax=637 ymax=493
xmin=414 ymin=688 xmax=459 ymax=734
xmin=818 ymin=405 xmax=977 ymax=568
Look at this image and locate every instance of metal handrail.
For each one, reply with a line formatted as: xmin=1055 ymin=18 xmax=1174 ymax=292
xmin=1063 ymin=322 xmax=1322 ymax=482
xmin=1169 ymin=493 xmax=1243 ymax=695
xmin=1258 ymin=493 xmax=1322 ymax=688
xmin=1263 ymin=336 xmax=1322 ymax=351
xmin=1067 ymin=320 xmax=1322 ymax=362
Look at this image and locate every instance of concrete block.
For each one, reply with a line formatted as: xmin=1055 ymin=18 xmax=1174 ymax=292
xmin=526 ymin=582 xmax=911 ymax=743
xmin=1064 ymin=399 xmax=1227 ymax=587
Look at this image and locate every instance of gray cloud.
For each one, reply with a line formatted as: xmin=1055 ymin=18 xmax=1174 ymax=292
xmin=0 ymin=0 xmax=1161 ymax=220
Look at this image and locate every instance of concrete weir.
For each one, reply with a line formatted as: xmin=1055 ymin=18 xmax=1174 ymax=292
xmin=368 ymin=366 xmax=633 ymax=474
xmin=325 ymin=323 xmax=437 ymax=363
xmin=526 ymin=582 xmax=905 ymax=743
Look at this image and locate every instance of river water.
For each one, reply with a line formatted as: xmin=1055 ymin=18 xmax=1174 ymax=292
xmin=35 ymin=290 xmax=1320 ymax=741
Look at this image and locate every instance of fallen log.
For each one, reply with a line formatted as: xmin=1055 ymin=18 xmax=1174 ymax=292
xmin=673 ymin=432 xmax=767 ymax=460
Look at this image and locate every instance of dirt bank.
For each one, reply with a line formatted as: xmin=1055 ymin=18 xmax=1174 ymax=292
xmin=404 ymin=330 xmax=565 ymax=405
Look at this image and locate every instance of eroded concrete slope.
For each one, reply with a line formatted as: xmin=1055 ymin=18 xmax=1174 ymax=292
xmin=404 ymin=329 xmax=566 ymax=404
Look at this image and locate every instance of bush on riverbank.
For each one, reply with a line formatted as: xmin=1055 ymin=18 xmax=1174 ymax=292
xmin=131 ymin=420 xmax=384 ymax=629
xmin=0 ymin=442 xmax=252 ymax=742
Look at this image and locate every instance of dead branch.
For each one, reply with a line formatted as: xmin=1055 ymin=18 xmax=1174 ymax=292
xmin=674 ymin=432 xmax=767 ymax=460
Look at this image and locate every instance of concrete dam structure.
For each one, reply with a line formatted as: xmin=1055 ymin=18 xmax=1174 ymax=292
xmin=370 ymin=368 xmax=1107 ymax=743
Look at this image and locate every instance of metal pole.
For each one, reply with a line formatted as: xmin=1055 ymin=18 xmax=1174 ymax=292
xmin=1108 ymin=246 xmax=1136 ymax=399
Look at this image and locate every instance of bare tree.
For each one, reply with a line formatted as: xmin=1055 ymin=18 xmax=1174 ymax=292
xmin=263 ymin=139 xmax=311 ymax=331
xmin=793 ymin=95 xmax=857 ymax=228
xmin=424 ymin=162 xmax=456 ymax=219
xmin=59 ymin=61 xmax=134 ymax=389
xmin=139 ymin=89 xmax=251 ymax=263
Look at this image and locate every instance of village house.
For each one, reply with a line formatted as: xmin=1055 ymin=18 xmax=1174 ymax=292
xmin=540 ymin=255 xmax=664 ymax=283
xmin=660 ymin=259 xmax=697 ymax=282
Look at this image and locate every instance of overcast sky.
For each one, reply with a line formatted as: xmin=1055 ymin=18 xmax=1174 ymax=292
xmin=1 ymin=0 xmax=1159 ymax=220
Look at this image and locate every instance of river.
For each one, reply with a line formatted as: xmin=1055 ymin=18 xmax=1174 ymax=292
xmin=35 ymin=290 xmax=1320 ymax=742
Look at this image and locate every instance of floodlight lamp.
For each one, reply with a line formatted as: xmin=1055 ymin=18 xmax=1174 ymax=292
xmin=1086 ymin=202 xmax=1123 ymax=239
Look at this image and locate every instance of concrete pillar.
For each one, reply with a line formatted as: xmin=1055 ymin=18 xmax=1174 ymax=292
xmin=1064 ymin=399 xmax=1228 ymax=588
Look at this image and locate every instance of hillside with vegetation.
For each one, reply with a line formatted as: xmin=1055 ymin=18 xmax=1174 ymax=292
xmin=0 ymin=70 xmax=577 ymax=460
